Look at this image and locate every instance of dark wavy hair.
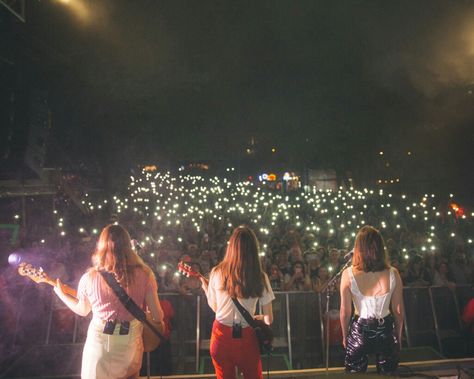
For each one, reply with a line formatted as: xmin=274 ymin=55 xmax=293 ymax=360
xmin=352 ymin=225 xmax=389 ymax=272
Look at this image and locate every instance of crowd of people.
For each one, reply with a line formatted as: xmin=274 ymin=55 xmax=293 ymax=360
xmin=2 ymin=169 xmax=473 ymax=294
xmin=99 ymin=170 xmax=473 ymax=293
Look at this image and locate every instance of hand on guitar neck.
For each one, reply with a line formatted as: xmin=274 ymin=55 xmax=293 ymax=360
xmin=17 ymin=262 xmax=77 ymax=298
xmin=177 ymin=261 xmax=209 ymax=291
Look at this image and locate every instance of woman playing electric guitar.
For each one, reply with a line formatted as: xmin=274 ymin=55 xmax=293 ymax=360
xmin=197 ymin=225 xmax=275 ymax=379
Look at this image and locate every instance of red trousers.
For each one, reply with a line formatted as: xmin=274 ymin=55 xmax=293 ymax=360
xmin=210 ymin=320 xmax=262 ymax=379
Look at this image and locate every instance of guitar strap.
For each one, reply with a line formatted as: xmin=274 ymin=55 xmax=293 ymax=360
xmin=231 ymin=295 xmax=273 ymax=378
xmin=231 ymin=297 xmax=258 ymax=328
xmin=99 ymin=270 xmax=166 ymax=341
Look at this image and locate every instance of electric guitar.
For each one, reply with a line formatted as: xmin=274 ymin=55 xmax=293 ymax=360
xmin=177 ymin=261 xmax=207 ymax=280
xmin=177 ymin=260 xmax=273 ymax=352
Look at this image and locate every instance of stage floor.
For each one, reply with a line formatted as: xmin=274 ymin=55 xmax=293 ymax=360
xmin=1 ymin=345 xmax=473 ymax=379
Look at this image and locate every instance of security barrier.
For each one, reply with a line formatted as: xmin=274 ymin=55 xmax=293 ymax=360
xmin=6 ymin=285 xmax=474 ymax=374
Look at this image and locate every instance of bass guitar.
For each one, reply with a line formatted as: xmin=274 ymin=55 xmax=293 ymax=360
xmin=18 ymin=262 xmax=77 ymax=297
xmin=17 ymin=262 xmax=163 ymax=352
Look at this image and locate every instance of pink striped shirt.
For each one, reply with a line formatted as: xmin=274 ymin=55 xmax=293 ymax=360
xmin=77 ymin=267 xmax=157 ymax=321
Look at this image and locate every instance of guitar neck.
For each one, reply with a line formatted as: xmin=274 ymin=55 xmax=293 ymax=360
xmin=45 ymin=278 xmax=78 ymax=298
xmin=178 ymin=262 xmax=207 ymax=281
xmin=18 ymin=263 xmax=78 ymax=299
xmin=194 ymin=272 xmax=205 ymax=280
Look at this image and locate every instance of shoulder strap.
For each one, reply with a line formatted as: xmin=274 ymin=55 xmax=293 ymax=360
xmin=231 ymin=298 xmax=257 ymax=328
xmin=389 ymin=267 xmax=396 ymax=291
xmin=348 ymin=267 xmax=361 ymax=295
xmin=99 ymin=270 xmax=166 ymax=340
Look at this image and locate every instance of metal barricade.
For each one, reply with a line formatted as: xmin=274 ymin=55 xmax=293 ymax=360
xmin=8 ymin=285 xmax=474 ymax=375
xmin=429 ymin=286 xmax=466 ymax=357
xmin=286 ymin=291 xmax=324 ymax=369
xmin=403 ymin=287 xmax=438 ymax=350
xmin=456 ymin=285 xmax=474 ymax=314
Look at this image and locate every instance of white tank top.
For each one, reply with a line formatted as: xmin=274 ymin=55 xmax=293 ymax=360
xmin=349 ymin=267 xmax=395 ymax=319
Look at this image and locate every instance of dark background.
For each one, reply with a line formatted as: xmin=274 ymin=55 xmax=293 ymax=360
xmin=1 ymin=1 xmax=473 ymax=198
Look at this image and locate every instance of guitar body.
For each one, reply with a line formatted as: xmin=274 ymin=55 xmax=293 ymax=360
xmin=142 ymin=312 xmax=165 ymax=352
xmin=253 ymin=318 xmax=274 ymax=353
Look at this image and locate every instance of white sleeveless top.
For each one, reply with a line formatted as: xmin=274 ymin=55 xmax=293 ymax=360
xmin=349 ymin=267 xmax=395 ymax=319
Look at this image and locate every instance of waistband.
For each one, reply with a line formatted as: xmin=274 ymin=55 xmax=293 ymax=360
xmin=92 ymin=317 xmax=140 ymax=326
xmin=213 ymin=320 xmax=253 ymax=330
xmin=353 ymin=314 xmax=393 ymax=326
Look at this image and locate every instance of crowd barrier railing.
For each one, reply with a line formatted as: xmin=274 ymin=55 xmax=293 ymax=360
xmin=7 ymin=284 xmax=474 ymax=373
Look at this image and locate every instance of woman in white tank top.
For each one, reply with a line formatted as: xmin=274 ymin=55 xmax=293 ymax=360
xmin=339 ymin=225 xmax=404 ymax=374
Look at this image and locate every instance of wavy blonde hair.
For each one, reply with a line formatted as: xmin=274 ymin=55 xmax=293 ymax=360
xmin=92 ymin=224 xmax=150 ymax=286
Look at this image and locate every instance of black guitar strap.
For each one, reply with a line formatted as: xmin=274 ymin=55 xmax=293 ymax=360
xmin=99 ymin=270 xmax=166 ymax=341
xmin=231 ymin=298 xmax=258 ymax=328
xmin=231 ymin=297 xmax=272 ymax=378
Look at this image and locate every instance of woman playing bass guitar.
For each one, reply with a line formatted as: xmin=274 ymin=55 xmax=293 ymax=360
xmin=53 ymin=224 xmax=164 ymax=379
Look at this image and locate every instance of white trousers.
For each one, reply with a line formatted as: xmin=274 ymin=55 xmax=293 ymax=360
xmin=81 ymin=318 xmax=143 ymax=379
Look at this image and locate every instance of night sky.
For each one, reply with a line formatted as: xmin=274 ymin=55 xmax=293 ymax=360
xmin=2 ymin=1 xmax=474 ymax=193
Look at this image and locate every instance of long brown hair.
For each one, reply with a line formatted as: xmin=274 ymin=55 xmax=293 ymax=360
xmin=352 ymin=225 xmax=389 ymax=272
xmin=216 ymin=225 xmax=267 ymax=298
xmin=92 ymin=224 xmax=150 ymax=285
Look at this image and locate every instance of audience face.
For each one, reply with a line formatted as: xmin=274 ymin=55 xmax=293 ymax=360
xmin=437 ymin=262 xmax=448 ymax=276
xmin=188 ymin=244 xmax=198 ymax=257
xmin=329 ymin=249 xmax=340 ymax=264
xmin=316 ymin=247 xmax=327 ymax=262
xmin=305 ymin=254 xmax=320 ymax=268
xmin=269 ymin=264 xmax=282 ymax=279
xmin=318 ymin=266 xmax=329 ymax=281
xmin=288 ymin=261 xmax=306 ymax=282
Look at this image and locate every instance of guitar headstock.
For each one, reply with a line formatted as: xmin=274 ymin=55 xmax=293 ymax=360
xmin=17 ymin=263 xmax=52 ymax=284
xmin=177 ymin=261 xmax=201 ymax=278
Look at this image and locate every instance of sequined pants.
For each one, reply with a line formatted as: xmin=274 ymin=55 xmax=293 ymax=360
xmin=344 ymin=314 xmax=399 ymax=374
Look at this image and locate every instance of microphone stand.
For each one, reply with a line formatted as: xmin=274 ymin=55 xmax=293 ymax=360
xmin=320 ymin=257 xmax=352 ymax=372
